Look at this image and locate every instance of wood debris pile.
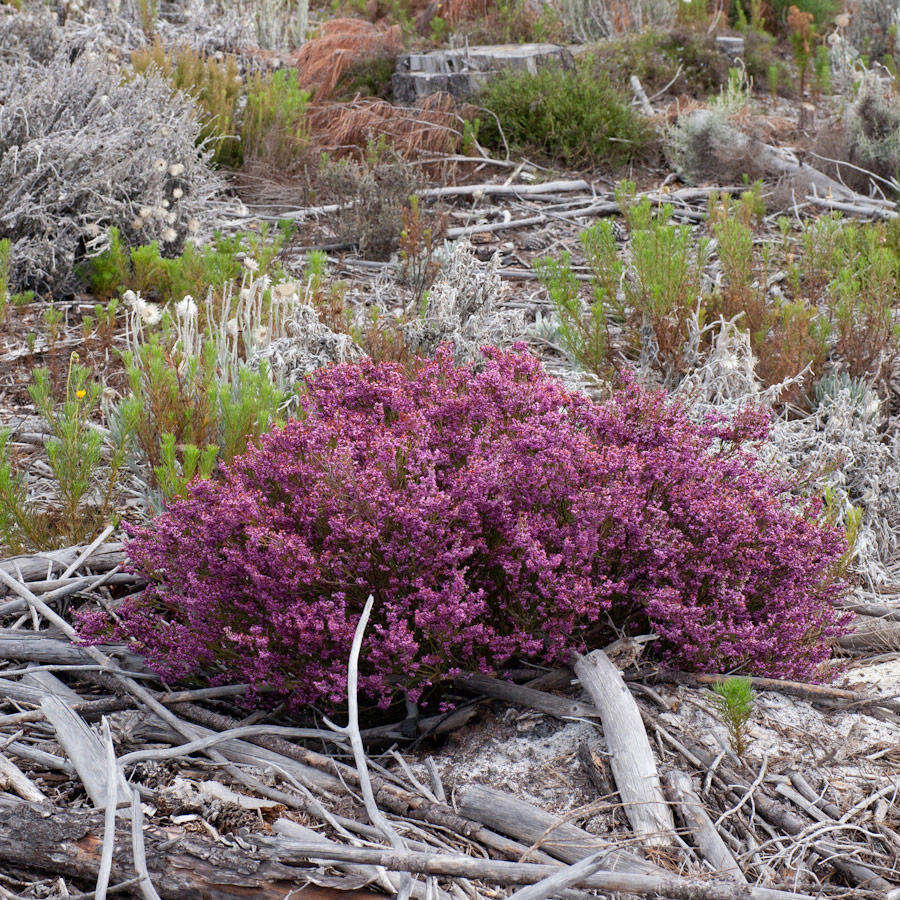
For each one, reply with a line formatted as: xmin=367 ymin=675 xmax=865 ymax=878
xmin=0 ymin=541 xmax=895 ymax=899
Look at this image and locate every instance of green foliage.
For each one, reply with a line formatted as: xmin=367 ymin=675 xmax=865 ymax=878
xmin=770 ymin=0 xmax=837 ymax=29
xmin=743 ymin=30 xmax=795 ymax=97
xmin=813 ymin=44 xmax=831 ymax=93
xmin=711 ymin=676 xmax=755 ymax=758
xmin=42 ymin=305 xmax=64 ymax=346
xmin=0 ymin=358 xmax=127 ymax=554
xmin=535 ymin=220 xmax=624 ymax=375
xmin=590 ymin=30 xmax=731 ymax=99
xmin=130 ymin=44 xmax=310 ymax=170
xmin=332 ymin=55 xmax=396 ymax=101
xmin=113 ymin=317 xmax=286 ymax=504
xmin=84 ymin=225 xmax=290 ymax=306
xmin=131 ymin=41 xmax=244 ymax=167
xmin=533 ymin=181 xmax=895 ymax=401
xmin=477 ymin=59 xmax=655 ymax=165
xmin=241 ymin=69 xmax=311 ymax=169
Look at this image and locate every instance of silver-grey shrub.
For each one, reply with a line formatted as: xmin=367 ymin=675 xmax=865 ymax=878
xmin=0 ymin=52 xmax=222 ymax=294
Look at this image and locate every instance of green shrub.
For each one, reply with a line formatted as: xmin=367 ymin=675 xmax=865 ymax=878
xmin=131 ymin=41 xmax=244 ymax=167
xmin=0 ymin=359 xmax=128 ymax=554
xmin=332 ymin=55 xmax=396 ymax=101
xmin=711 ymin=677 xmax=755 ymax=758
xmin=112 ymin=313 xmax=286 ymax=505
xmin=241 ymin=69 xmax=311 ymax=170
xmin=590 ymin=30 xmax=732 ymax=98
xmin=130 ymin=45 xmax=311 ymax=170
xmin=84 ymin=225 xmax=290 ymax=306
xmin=477 ymin=59 xmax=655 ymax=165
xmin=770 ymin=0 xmax=838 ymax=29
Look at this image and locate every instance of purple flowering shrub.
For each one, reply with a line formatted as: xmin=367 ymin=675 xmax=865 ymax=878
xmin=79 ymin=348 xmax=849 ymax=709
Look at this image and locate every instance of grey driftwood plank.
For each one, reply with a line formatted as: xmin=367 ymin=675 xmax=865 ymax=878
xmin=40 ymin=695 xmax=129 ymax=809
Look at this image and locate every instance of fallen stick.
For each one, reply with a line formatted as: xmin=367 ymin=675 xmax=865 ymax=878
xmin=574 ymin=650 xmax=675 ymax=846
xmin=630 ymin=75 xmax=654 ymax=115
xmin=665 ymin=770 xmax=745 ymax=883
xmin=0 ymin=543 xmax=125 ymax=586
xmin=41 ymin=695 xmax=130 ymax=809
xmin=274 ymin=818 xmax=444 ymax=900
xmin=453 ymin=672 xmax=598 ymax=720
xmin=505 ymin=850 xmax=608 ymax=900
xmin=0 ymin=750 xmax=47 ymax=803
xmin=421 ymin=179 xmax=591 ymax=199
xmin=836 ymin=601 xmax=900 ymax=623
xmin=654 ymin=726 xmax=895 ymax=891
xmin=456 ymin=784 xmax=662 ymax=873
xmin=836 ymin=621 xmax=900 ymax=653
xmin=271 ymin=841 xmax=823 ymax=900
xmin=653 ymin=671 xmax=900 ymax=715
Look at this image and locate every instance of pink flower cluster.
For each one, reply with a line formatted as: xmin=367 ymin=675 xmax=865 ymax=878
xmin=80 ymin=348 xmax=849 ymax=709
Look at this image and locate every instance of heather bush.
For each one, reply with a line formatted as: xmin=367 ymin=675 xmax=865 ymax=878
xmin=82 ymin=349 xmax=849 ymax=710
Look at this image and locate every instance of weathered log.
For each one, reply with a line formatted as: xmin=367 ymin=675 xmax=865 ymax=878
xmin=664 ymin=770 xmax=745 ymax=882
xmin=0 ymin=801 xmax=371 ymax=899
xmin=674 ymin=108 xmax=897 ymax=212
xmin=456 ymin=784 xmax=661 ymax=874
xmin=453 ymin=672 xmax=598 ymax=720
xmin=0 ymin=751 xmax=46 ymax=803
xmin=0 ymin=544 xmax=125 ymax=587
xmin=836 ymin=621 xmax=900 ymax=652
xmin=574 ymin=650 xmax=675 ymax=846
xmin=271 ymin=840 xmax=822 ymax=900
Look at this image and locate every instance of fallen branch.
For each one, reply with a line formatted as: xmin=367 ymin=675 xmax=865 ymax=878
xmin=574 ymin=650 xmax=675 ymax=846
xmin=271 ymin=840 xmax=823 ymax=900
xmin=456 ymin=784 xmax=662 ymax=873
xmin=665 ymin=770 xmax=745 ymax=883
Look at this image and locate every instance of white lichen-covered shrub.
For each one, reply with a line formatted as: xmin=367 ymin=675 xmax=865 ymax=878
xmin=845 ymin=0 xmax=900 ymax=68
xmin=0 ymin=53 xmax=222 ymax=294
xmin=250 ymin=305 xmax=364 ymax=387
xmin=402 ymin=240 xmax=525 ymax=361
xmin=677 ymin=320 xmax=900 ymax=586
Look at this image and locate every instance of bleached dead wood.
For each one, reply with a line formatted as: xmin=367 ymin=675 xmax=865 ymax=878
xmin=0 ymin=801 xmax=312 ymax=899
xmin=0 ymin=750 xmax=46 ymax=803
xmin=665 ymin=770 xmax=745 ymax=882
xmin=40 ymin=696 xmax=130 ymax=810
xmin=454 ymin=672 xmax=597 ymax=720
xmin=0 ymin=543 xmax=125 ymax=586
xmin=420 ymin=179 xmax=591 ymax=199
xmin=573 ymin=650 xmax=675 ymax=846
xmin=456 ymin=784 xmax=662 ymax=873
xmin=274 ymin=818 xmax=447 ymax=900
xmin=836 ymin=620 xmax=900 ymax=652
xmin=22 ymin=664 xmax=82 ymax=703
xmin=630 ymin=76 xmax=654 ymax=116
xmin=676 ymin=109 xmax=897 ymax=213
xmin=272 ymin=841 xmax=824 ymax=900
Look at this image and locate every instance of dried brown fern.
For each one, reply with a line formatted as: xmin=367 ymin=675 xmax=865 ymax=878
xmin=290 ymin=18 xmax=402 ymax=100
xmin=308 ymin=92 xmax=470 ymax=159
